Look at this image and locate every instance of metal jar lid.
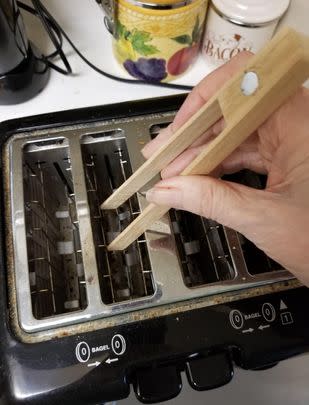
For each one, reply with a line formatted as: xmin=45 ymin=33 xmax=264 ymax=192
xmin=211 ymin=0 xmax=290 ymax=26
xmin=123 ymin=0 xmax=194 ymax=10
xmin=96 ymin=0 xmax=197 ymax=34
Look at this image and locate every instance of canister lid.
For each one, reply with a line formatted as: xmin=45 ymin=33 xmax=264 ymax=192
xmin=212 ymin=0 xmax=290 ymax=25
xmin=145 ymin=0 xmax=189 ymax=3
xmin=127 ymin=0 xmax=194 ymax=8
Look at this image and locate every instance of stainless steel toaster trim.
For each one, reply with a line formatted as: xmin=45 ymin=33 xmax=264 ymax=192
xmin=5 ymin=111 xmax=295 ymax=337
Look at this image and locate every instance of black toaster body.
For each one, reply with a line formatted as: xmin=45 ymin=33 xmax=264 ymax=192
xmin=0 ymin=95 xmax=308 ymax=404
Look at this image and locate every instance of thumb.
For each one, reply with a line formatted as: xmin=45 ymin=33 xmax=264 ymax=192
xmin=146 ymin=175 xmax=275 ymax=236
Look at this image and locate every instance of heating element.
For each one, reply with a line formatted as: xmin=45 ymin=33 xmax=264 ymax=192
xmin=6 ymin=110 xmax=293 ymax=337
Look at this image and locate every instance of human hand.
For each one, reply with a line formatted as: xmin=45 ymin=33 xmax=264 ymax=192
xmin=143 ymin=53 xmax=309 ymax=286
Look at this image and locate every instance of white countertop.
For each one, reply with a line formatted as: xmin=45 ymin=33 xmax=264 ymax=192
xmin=1 ymin=1 xmax=309 ymax=404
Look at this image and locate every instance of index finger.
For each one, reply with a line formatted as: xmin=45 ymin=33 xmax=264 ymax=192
xmin=142 ymin=51 xmax=253 ymax=159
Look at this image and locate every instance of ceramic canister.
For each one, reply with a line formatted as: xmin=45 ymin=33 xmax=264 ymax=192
xmin=201 ymin=0 xmax=290 ymax=67
xmin=111 ymin=0 xmax=209 ymax=82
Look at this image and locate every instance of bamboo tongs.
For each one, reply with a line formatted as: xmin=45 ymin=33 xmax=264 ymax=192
xmin=102 ymin=27 xmax=309 ymax=251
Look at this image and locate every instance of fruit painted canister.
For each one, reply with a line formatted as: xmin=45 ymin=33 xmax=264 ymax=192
xmin=100 ymin=0 xmax=209 ymax=82
xmin=201 ymin=0 xmax=290 ymax=68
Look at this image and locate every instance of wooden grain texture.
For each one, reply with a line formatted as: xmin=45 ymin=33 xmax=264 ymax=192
xmin=101 ymin=97 xmax=222 ymax=209
xmin=107 ymin=27 xmax=309 ymax=251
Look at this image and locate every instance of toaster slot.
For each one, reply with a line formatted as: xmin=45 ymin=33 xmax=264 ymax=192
xmin=149 ymin=122 xmax=169 ymax=137
xmin=239 ymin=235 xmax=282 ymax=274
xmin=81 ymin=133 xmax=155 ymax=304
xmin=170 ymin=209 xmax=235 ymax=287
xmin=223 ymin=171 xmax=283 ymax=275
xmin=22 ymin=139 xmax=87 ymax=319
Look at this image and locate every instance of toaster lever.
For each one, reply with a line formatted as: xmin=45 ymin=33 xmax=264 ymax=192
xmin=185 ymin=352 xmax=233 ymax=391
xmin=133 ymin=365 xmax=182 ymax=403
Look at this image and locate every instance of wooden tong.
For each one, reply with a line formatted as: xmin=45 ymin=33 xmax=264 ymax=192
xmin=102 ymin=27 xmax=309 ymax=251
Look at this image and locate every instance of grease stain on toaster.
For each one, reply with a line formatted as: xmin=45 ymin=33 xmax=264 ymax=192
xmin=87 ymin=275 xmax=94 ymax=284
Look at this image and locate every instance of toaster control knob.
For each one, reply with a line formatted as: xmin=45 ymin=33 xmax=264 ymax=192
xmin=229 ymin=309 xmax=244 ymax=330
xmin=262 ymin=303 xmax=276 ymax=322
xmin=185 ymin=352 xmax=233 ymax=391
xmin=75 ymin=341 xmax=91 ymax=363
xmin=111 ymin=334 xmax=126 ymax=356
xmin=133 ymin=365 xmax=182 ymax=403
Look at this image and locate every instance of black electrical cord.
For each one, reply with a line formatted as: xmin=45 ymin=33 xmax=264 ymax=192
xmin=31 ymin=0 xmax=72 ymax=74
xmin=17 ymin=0 xmax=194 ymax=91
xmin=16 ymin=2 xmax=59 ymax=58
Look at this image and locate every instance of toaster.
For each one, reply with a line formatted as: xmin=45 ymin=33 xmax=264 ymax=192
xmin=0 ymin=94 xmax=308 ymax=404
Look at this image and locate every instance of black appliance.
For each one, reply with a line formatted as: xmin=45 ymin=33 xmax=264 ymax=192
xmin=0 ymin=0 xmax=49 ymax=104
xmin=0 ymin=94 xmax=308 ymax=404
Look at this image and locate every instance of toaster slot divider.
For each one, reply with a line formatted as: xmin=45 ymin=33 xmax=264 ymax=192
xmin=10 ymin=140 xmax=35 ymax=329
xmin=223 ymin=227 xmax=249 ymax=280
xmin=67 ymin=136 xmax=103 ymax=311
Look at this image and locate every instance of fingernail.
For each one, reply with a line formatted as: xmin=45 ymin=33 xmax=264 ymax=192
xmin=146 ymin=187 xmax=163 ymax=203
xmin=141 ymin=142 xmax=151 ymax=158
xmin=146 ymin=186 xmax=176 ymax=206
xmin=145 ymin=188 xmax=156 ymax=202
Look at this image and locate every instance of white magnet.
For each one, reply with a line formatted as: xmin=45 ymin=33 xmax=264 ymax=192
xmin=241 ymin=71 xmax=259 ymax=96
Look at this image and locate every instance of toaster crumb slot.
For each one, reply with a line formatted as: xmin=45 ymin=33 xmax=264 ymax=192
xmin=22 ymin=139 xmax=87 ymax=319
xmin=170 ymin=210 xmax=235 ymax=287
xmin=81 ymin=133 xmax=155 ymax=304
xmin=239 ymin=235 xmax=282 ymax=275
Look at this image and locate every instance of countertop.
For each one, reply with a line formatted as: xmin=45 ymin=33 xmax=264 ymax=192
xmin=1 ymin=0 xmax=309 ymax=404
